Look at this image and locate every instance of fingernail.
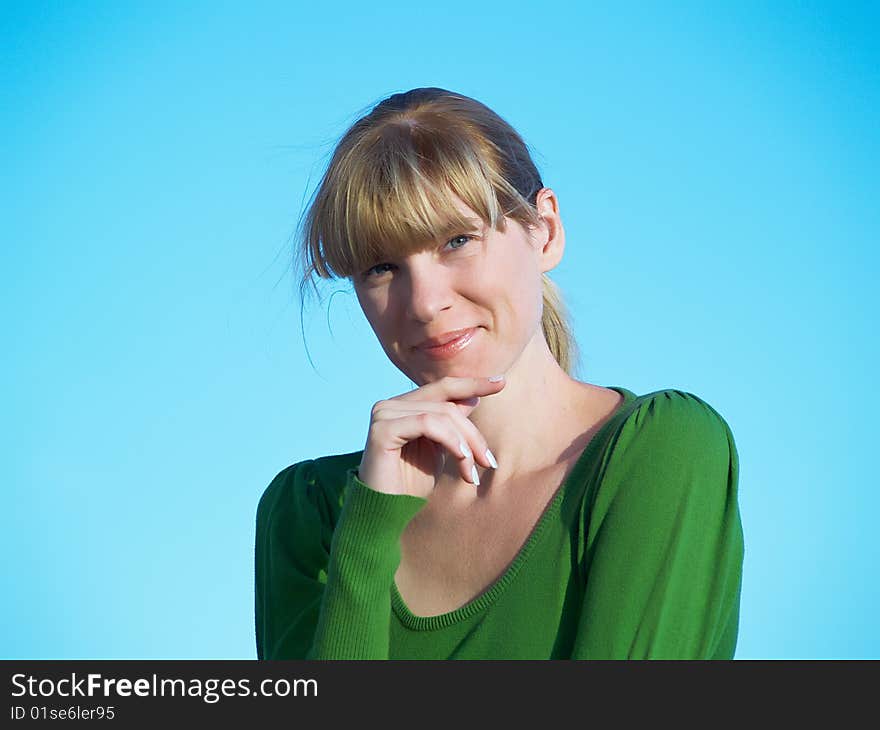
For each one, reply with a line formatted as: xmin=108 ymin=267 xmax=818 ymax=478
xmin=485 ymin=448 xmax=498 ymax=469
xmin=459 ymin=440 xmax=472 ymax=460
xmin=488 ymin=375 xmax=504 ymax=382
xmin=471 ymin=464 xmax=480 ymax=486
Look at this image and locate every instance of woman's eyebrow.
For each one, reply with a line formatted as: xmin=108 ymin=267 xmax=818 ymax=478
xmin=462 ymin=217 xmax=485 ymax=232
xmin=436 ymin=218 xmax=483 ymax=238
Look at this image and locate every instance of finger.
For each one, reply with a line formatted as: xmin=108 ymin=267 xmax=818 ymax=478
xmin=375 ymin=394 xmax=479 ymax=420
xmin=377 ymin=413 xmax=480 ymax=485
xmin=373 ymin=401 xmax=496 ymax=470
xmin=396 ymin=374 xmax=506 ymax=404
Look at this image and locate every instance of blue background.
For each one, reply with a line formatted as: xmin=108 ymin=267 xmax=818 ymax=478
xmin=3 ymin=1 xmax=877 ymax=659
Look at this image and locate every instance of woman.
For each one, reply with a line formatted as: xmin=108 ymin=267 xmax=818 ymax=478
xmin=255 ymin=87 xmax=744 ymax=659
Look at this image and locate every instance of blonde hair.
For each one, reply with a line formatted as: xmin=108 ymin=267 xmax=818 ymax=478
xmin=295 ymin=87 xmax=580 ymax=376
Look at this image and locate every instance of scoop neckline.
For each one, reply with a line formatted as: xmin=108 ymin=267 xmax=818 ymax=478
xmin=390 ymin=384 xmax=638 ymax=631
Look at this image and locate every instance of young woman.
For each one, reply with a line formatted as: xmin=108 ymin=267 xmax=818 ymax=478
xmin=255 ymin=87 xmax=744 ymax=659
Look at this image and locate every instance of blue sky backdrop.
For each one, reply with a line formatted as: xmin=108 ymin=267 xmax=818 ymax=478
xmin=3 ymin=1 xmax=877 ymax=659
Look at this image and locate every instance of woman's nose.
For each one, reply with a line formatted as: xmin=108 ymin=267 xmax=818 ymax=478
xmin=404 ymin=262 xmax=452 ymax=323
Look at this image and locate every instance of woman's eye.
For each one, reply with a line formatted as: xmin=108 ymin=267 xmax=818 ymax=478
xmin=445 ymin=234 xmax=472 ymax=250
xmin=363 ymin=262 xmax=394 ymax=278
xmin=362 ymin=235 xmax=473 ymax=279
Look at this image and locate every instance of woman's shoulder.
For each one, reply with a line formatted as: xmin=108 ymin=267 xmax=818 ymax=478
xmin=576 ymin=386 xmax=741 ymax=558
xmin=621 ymin=384 xmax=731 ymax=418
xmin=622 ymin=387 xmax=735 ymax=439
xmin=256 ymin=449 xmax=364 ymax=531
xmin=603 ymin=385 xmax=738 ymax=483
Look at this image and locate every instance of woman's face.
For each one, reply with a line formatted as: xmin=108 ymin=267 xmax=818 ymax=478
xmin=352 ymin=192 xmax=558 ymax=385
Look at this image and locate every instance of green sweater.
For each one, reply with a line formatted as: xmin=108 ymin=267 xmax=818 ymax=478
xmin=254 ymin=386 xmax=744 ymax=659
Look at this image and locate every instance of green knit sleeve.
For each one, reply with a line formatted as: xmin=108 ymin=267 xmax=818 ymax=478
xmin=255 ymin=460 xmax=427 ymax=660
xmin=570 ymin=390 xmax=745 ymax=659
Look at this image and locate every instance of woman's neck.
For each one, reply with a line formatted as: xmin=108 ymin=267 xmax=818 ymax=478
xmin=441 ymin=332 xmax=598 ymax=491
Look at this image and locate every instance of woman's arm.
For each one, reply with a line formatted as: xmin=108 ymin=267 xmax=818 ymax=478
xmin=571 ymin=390 xmax=745 ymax=659
xmin=255 ymin=460 xmax=427 ymax=659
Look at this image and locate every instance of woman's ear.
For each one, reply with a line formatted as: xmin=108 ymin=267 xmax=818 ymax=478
xmin=534 ymin=188 xmax=565 ymax=274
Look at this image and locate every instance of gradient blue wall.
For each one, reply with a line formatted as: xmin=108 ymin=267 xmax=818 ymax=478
xmin=3 ymin=0 xmax=877 ymax=659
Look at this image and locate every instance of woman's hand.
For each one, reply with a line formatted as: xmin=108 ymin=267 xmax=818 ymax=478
xmin=357 ymin=375 xmax=506 ymax=498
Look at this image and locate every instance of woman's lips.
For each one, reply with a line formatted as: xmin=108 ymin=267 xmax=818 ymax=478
xmin=417 ymin=327 xmax=478 ymax=360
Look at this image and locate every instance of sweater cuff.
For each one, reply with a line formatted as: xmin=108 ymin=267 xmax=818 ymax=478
xmin=331 ymin=468 xmax=428 ymax=555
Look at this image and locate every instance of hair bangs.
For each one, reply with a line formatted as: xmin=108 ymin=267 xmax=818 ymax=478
xmin=312 ymin=120 xmax=509 ymax=280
